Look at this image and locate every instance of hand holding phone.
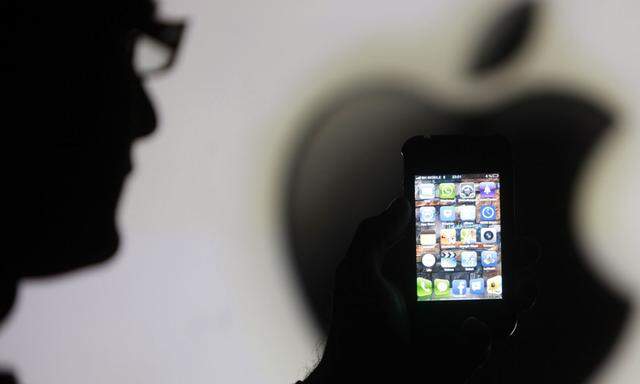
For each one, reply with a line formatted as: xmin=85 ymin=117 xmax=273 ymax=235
xmin=304 ymin=135 xmax=535 ymax=383
xmin=306 ymin=197 xmax=492 ymax=384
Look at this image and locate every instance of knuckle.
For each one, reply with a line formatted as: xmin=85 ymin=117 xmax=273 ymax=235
xmin=356 ymin=217 xmax=380 ymax=239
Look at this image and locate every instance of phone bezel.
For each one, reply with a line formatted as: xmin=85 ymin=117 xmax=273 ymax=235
xmin=402 ymin=135 xmax=516 ymax=328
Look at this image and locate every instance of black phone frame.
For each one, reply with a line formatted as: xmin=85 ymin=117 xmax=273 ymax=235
xmin=401 ymin=134 xmax=516 ymax=333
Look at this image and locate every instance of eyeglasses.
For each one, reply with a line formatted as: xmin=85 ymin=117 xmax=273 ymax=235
xmin=129 ymin=19 xmax=186 ymax=77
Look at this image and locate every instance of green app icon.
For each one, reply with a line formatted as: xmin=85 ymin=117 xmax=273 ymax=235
xmin=433 ymin=278 xmax=451 ymax=297
xmin=439 ymin=183 xmax=456 ymax=199
xmin=417 ymin=278 xmax=433 ymax=298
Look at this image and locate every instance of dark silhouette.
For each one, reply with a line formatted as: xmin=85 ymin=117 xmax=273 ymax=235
xmin=4 ymin=1 xmax=184 ymax=382
xmin=299 ymin=197 xmax=496 ymax=383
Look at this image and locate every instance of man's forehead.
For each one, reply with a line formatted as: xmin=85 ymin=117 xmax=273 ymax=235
xmin=21 ymin=0 xmax=156 ymax=30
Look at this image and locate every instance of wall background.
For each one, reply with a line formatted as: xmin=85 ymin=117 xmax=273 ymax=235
xmin=2 ymin=1 xmax=639 ymax=383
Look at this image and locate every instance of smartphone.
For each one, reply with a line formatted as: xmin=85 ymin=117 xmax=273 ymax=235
xmin=402 ymin=135 xmax=515 ymax=330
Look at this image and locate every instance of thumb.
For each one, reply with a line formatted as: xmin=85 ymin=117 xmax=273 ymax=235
xmin=347 ymin=196 xmax=411 ymax=270
xmin=335 ymin=196 xmax=410 ymax=297
xmin=457 ymin=317 xmax=492 ymax=382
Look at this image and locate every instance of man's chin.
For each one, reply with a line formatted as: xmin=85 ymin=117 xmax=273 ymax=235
xmin=22 ymin=217 xmax=121 ymax=278
xmin=70 ymin=223 xmax=120 ymax=271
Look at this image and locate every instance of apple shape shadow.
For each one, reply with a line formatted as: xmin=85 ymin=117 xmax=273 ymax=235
xmin=285 ymin=85 xmax=630 ymax=383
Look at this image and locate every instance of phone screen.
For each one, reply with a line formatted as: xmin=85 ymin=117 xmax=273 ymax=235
xmin=414 ymin=173 xmax=503 ymax=301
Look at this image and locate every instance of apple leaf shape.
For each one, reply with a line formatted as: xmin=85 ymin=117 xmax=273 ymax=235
xmin=470 ymin=1 xmax=537 ymax=74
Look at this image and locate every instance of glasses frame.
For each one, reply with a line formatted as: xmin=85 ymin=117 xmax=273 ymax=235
xmin=128 ymin=19 xmax=186 ymax=78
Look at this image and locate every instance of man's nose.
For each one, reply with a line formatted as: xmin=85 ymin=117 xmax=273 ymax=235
xmin=130 ymin=78 xmax=157 ymax=139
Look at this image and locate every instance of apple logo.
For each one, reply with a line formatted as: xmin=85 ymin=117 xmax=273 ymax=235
xmin=285 ymin=2 xmax=629 ymax=383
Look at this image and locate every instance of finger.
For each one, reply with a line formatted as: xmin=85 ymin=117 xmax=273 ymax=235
xmin=514 ymin=236 xmax=542 ymax=270
xmin=513 ymin=236 xmax=540 ymax=313
xmin=514 ymin=278 xmax=538 ymax=313
xmin=461 ymin=317 xmax=492 ymax=362
xmin=348 ymin=196 xmax=411 ymax=267
xmin=334 ymin=196 xmax=410 ymax=300
xmin=424 ymin=318 xmax=493 ymax=383
xmin=454 ymin=317 xmax=492 ymax=382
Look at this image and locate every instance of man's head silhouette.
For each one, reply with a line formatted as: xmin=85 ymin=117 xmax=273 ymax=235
xmin=5 ymin=0 xmax=185 ymax=319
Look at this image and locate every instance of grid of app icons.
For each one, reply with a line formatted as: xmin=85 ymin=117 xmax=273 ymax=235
xmin=415 ymin=173 xmax=502 ymax=301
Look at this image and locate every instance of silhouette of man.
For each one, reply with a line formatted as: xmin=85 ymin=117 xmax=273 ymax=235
xmin=4 ymin=1 xmax=184 ymax=382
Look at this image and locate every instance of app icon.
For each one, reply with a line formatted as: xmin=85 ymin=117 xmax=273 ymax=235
xmin=440 ymin=251 xmax=457 ymax=268
xmin=469 ymin=278 xmax=485 ymax=295
xmin=438 ymin=183 xmax=456 ymax=199
xmin=452 ymin=279 xmax=467 ymax=296
xmin=439 ymin=206 xmax=456 ymax=222
xmin=479 ymin=205 xmax=497 ymax=221
xmin=460 ymin=228 xmax=477 ymax=243
xmin=481 ymin=227 xmax=498 ymax=243
xmin=479 ymin=182 xmax=497 ymax=198
xmin=417 ymin=183 xmax=435 ymax=200
xmin=417 ymin=278 xmax=433 ymax=298
xmin=487 ymin=276 xmax=502 ymax=295
xmin=459 ymin=183 xmax=475 ymax=199
xmin=461 ymin=251 xmax=478 ymax=268
xmin=418 ymin=206 xmax=436 ymax=222
xmin=421 ymin=253 xmax=436 ymax=268
xmin=419 ymin=233 xmax=436 ymax=246
xmin=433 ymin=279 xmax=450 ymax=296
xmin=481 ymin=250 xmax=498 ymax=267
xmin=439 ymin=228 xmax=457 ymax=245
xmin=459 ymin=205 xmax=476 ymax=221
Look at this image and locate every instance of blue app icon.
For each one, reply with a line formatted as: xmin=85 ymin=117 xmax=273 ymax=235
xmin=481 ymin=251 xmax=498 ymax=267
xmin=452 ymin=279 xmax=467 ymax=296
xmin=480 ymin=205 xmax=496 ymax=221
xmin=461 ymin=251 xmax=477 ymax=268
xmin=440 ymin=251 xmax=457 ymax=268
xmin=418 ymin=206 xmax=436 ymax=222
xmin=469 ymin=278 xmax=485 ymax=295
xmin=439 ymin=206 xmax=456 ymax=222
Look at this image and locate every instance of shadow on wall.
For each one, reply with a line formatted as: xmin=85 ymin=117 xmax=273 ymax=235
xmin=285 ymin=2 xmax=630 ymax=383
